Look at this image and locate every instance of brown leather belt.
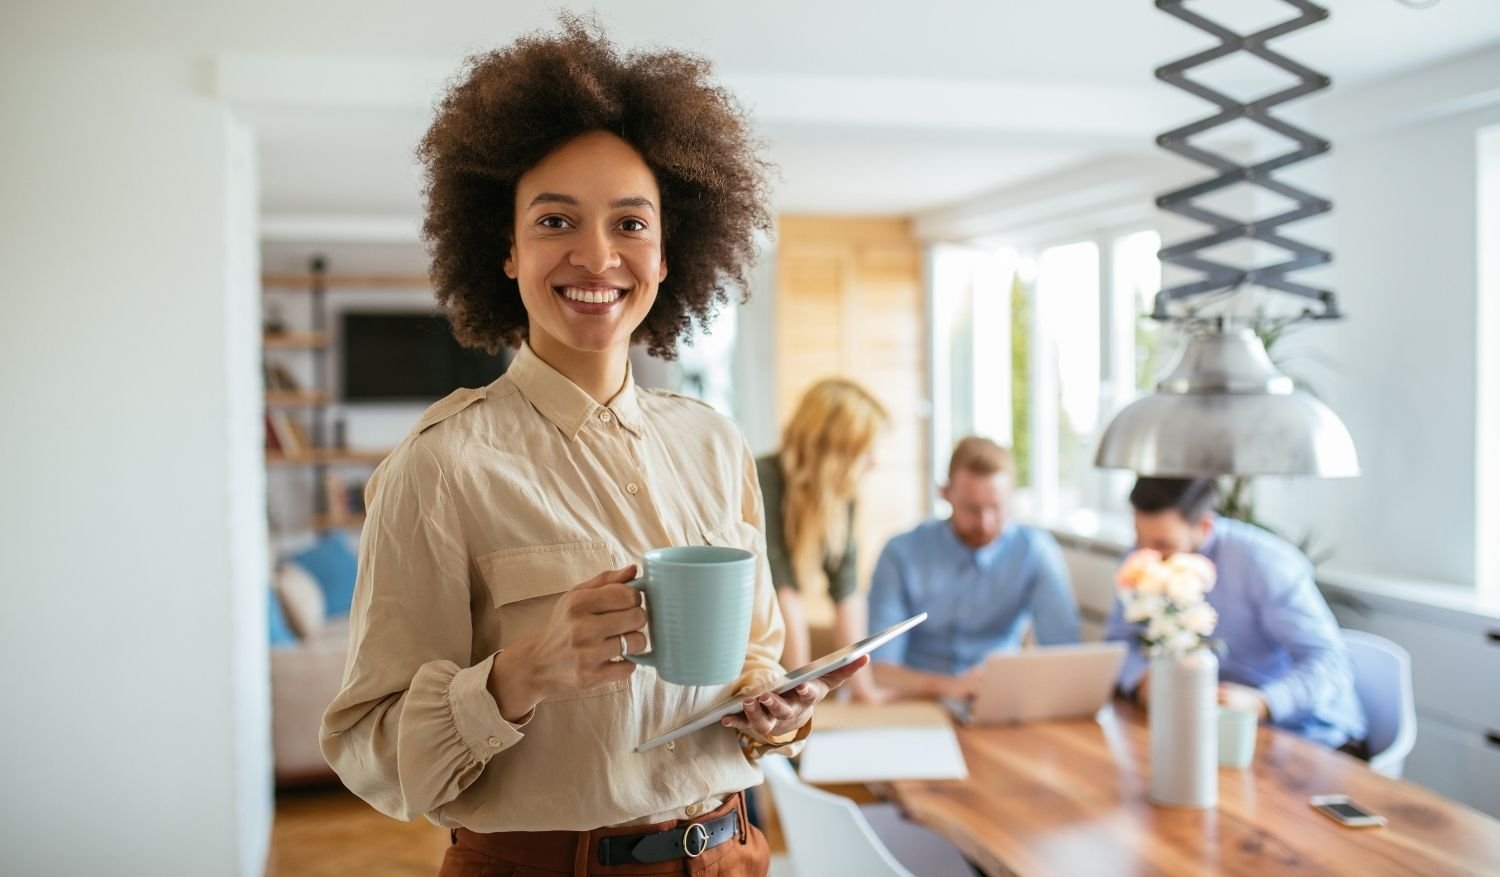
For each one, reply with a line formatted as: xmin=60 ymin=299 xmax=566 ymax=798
xmin=597 ymin=806 xmax=740 ymax=865
xmin=449 ymin=791 xmax=749 ymax=874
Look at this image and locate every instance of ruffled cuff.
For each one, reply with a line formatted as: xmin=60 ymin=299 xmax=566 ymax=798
xmin=445 ymin=652 xmax=528 ymax=763
xmin=739 ymin=717 xmax=814 ymax=762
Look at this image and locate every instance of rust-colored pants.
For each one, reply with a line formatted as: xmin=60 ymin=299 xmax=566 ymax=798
xmin=438 ymin=792 xmax=770 ymax=877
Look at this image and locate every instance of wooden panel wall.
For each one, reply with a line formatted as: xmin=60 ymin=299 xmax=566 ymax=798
xmin=773 ymin=216 xmax=929 ymax=625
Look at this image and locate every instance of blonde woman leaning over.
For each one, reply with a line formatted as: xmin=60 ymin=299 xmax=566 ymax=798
xmin=756 ymin=379 xmax=888 ymax=701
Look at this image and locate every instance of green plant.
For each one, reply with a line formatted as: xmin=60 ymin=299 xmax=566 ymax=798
xmin=1010 ymin=273 xmax=1033 ymax=487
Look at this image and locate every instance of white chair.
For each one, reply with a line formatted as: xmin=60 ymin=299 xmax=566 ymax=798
xmin=760 ymin=755 xmax=974 ymax=877
xmin=1342 ymin=629 xmax=1418 ymax=777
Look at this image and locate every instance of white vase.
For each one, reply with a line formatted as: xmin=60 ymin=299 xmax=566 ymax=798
xmin=1149 ymin=647 xmax=1219 ymax=808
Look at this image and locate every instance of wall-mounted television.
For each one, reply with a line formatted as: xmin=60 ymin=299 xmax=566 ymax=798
xmin=341 ymin=312 xmax=512 ymax=403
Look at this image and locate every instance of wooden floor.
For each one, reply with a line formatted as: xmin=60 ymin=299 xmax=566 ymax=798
xmin=268 ymin=784 xmax=788 ymax=877
xmin=267 ymin=785 xmax=450 ymax=877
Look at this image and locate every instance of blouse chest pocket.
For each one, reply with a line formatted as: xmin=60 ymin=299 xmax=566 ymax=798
xmin=700 ymin=519 xmax=764 ymax=556
xmin=477 ymin=540 xmax=628 ymax=703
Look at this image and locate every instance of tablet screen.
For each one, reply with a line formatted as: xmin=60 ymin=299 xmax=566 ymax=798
xmin=635 ymin=612 xmax=926 ymax=751
xmin=779 ymin=617 xmax=919 ymax=685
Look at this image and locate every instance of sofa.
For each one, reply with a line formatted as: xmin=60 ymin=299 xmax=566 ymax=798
xmin=269 ymin=532 xmax=358 ymax=785
xmin=271 ymin=620 xmax=349 ymax=783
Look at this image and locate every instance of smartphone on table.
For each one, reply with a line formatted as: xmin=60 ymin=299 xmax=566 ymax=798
xmin=1309 ymin=795 xmax=1387 ymax=828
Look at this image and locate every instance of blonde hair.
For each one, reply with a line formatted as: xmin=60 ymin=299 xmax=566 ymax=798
xmin=948 ymin=435 xmax=1012 ymax=481
xmin=779 ymin=379 xmax=888 ymax=582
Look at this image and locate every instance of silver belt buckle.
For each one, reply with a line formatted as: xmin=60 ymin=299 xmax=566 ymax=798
xmin=684 ymin=822 xmax=710 ymax=858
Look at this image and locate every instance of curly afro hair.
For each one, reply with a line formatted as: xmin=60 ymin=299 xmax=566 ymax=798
xmin=417 ymin=15 xmax=774 ymax=360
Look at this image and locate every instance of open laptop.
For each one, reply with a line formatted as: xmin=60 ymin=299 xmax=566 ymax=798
xmin=943 ymin=641 xmax=1128 ymax=725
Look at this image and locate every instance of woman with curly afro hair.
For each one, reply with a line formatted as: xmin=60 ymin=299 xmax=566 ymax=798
xmin=320 ymin=17 xmax=863 ymax=877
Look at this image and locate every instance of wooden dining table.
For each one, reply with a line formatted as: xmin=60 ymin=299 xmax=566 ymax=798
xmin=869 ymin=700 xmax=1500 ymax=877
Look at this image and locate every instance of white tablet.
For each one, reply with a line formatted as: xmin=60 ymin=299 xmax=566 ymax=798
xmin=635 ymin=612 xmax=926 ymax=752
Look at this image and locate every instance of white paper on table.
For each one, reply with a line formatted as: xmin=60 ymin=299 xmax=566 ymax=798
xmin=796 ymin=725 xmax=969 ymax=783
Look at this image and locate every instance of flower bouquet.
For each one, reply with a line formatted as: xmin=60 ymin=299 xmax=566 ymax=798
xmin=1115 ymin=549 xmax=1219 ymax=655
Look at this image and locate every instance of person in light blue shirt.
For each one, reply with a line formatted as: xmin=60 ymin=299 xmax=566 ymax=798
xmin=868 ymin=437 xmax=1081 ymax=701
xmin=1106 ymin=477 xmax=1368 ymax=752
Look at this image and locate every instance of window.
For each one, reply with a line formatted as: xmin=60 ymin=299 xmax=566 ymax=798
xmin=1112 ymin=230 xmax=1168 ymax=394
xmin=1033 ymin=241 xmax=1100 ymax=519
xmin=930 ymin=245 xmax=1016 ymax=494
xmin=929 ymin=228 xmax=1163 ymax=522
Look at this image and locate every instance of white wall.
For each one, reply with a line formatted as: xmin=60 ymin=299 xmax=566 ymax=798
xmin=1477 ymin=126 xmax=1500 ymax=601
xmin=1256 ymin=45 xmax=1500 ymax=588
xmin=226 ymin=116 xmax=274 ymax=877
xmin=0 ymin=44 xmax=269 ymax=877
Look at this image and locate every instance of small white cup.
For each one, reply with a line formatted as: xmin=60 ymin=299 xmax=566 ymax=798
xmin=1218 ymin=706 xmax=1258 ymax=768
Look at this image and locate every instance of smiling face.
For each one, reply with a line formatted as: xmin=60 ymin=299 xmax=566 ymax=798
xmin=504 ymin=130 xmax=667 ymax=358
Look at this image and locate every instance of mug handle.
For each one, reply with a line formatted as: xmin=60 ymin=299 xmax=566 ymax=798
xmin=623 ymin=578 xmax=656 ymax=669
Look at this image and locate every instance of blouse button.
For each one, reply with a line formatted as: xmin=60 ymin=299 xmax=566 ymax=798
xmin=666 ymin=740 xmax=676 ymax=751
xmin=487 ymin=736 xmax=502 ymax=748
xmin=685 ymin=803 xmax=700 ymax=817
xmin=626 ymin=482 xmax=640 ymax=495
xmin=599 ymin=411 xmax=613 ymax=423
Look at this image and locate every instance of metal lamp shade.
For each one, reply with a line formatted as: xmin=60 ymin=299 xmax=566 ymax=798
xmin=1094 ymin=327 xmax=1359 ymax=478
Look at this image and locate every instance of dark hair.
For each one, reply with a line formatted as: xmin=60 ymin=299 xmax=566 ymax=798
xmin=1129 ymin=477 xmax=1218 ymax=522
xmin=417 ymin=14 xmax=774 ymax=359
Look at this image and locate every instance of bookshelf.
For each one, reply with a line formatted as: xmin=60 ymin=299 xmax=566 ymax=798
xmin=313 ymin=512 xmax=367 ymax=531
xmin=266 ymin=449 xmax=391 ymax=467
xmin=262 ymin=256 xmax=401 ymax=534
xmin=262 ymin=273 xmax=431 ymax=291
xmin=263 ymin=331 xmax=329 ymax=350
xmin=265 ymin=389 xmax=330 ymax=407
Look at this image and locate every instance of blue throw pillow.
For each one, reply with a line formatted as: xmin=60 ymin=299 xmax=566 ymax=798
xmin=294 ymin=532 xmax=359 ymax=618
xmin=269 ymin=585 xmax=299 ymax=647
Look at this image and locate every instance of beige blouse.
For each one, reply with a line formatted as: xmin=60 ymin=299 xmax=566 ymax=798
xmin=320 ymin=343 xmax=792 ymax=832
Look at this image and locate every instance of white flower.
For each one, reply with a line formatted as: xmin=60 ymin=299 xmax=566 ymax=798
xmin=1124 ymin=594 xmax=1166 ymax=623
xmin=1135 ymin=566 xmax=1171 ymax=597
xmin=1145 ymin=614 xmax=1178 ymax=643
xmin=1163 ymin=628 xmax=1200 ymax=655
xmin=1179 ymin=602 xmax=1219 ymax=637
xmin=1165 ymin=570 xmax=1208 ymax=605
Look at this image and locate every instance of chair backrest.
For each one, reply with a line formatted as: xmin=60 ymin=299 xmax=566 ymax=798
xmin=1341 ymin=628 xmax=1418 ymax=777
xmin=760 ymin=756 xmax=915 ymax=877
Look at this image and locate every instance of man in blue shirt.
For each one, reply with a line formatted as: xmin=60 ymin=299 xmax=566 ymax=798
xmin=868 ymin=437 xmax=1080 ymax=701
xmin=1106 ymin=477 xmax=1367 ymax=752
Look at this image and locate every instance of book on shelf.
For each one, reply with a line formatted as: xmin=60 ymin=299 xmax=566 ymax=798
xmin=266 ymin=410 xmax=307 ymax=455
xmin=263 ymin=361 xmax=302 ymax=391
xmin=322 ymin=471 xmax=351 ymax=521
xmin=320 ymin=472 xmax=370 ymax=524
xmin=284 ymin=416 xmax=311 ymax=453
xmin=264 ymin=413 xmax=282 ymax=452
xmin=347 ymin=478 xmax=368 ymax=516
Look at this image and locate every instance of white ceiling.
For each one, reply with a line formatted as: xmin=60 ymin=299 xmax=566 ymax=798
xmin=221 ymin=0 xmax=1500 ymax=270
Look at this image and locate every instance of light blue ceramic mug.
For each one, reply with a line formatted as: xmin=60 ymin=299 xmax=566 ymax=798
xmin=626 ymin=546 xmax=756 ymax=686
xmin=1218 ymin=705 xmax=1259 ymax=767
